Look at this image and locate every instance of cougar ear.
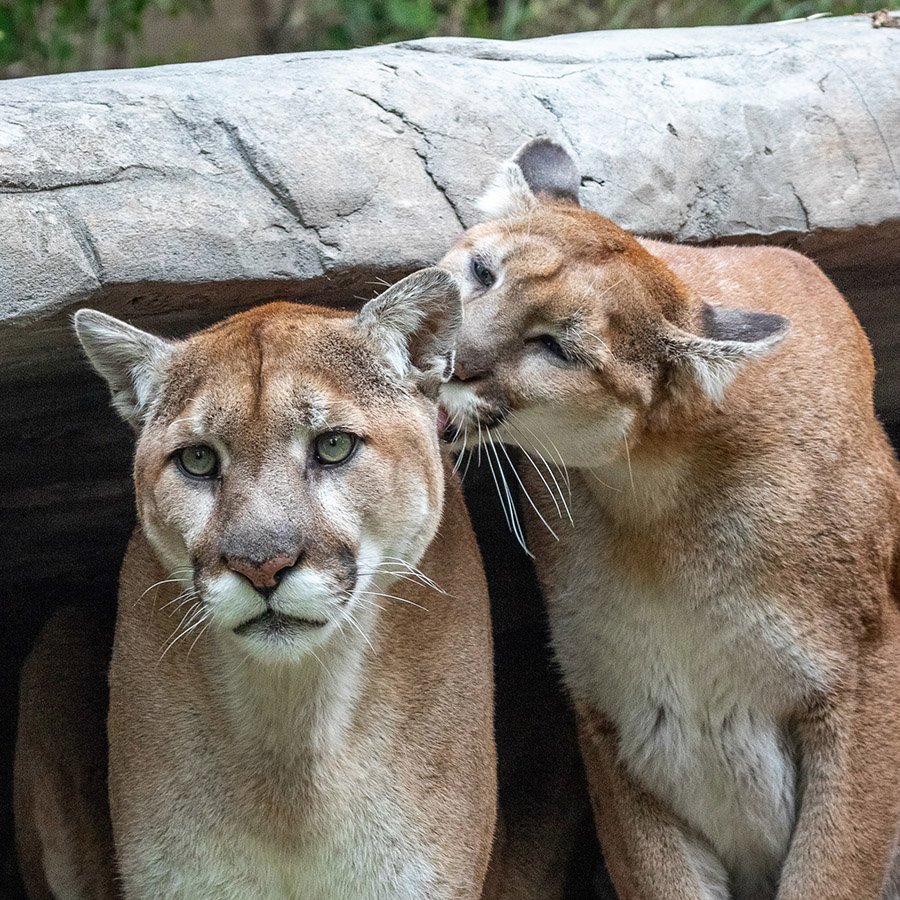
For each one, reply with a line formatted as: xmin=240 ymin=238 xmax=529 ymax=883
xmin=663 ymin=303 xmax=790 ymax=402
xmin=357 ymin=267 xmax=462 ymax=399
xmin=478 ymin=138 xmax=581 ymax=218
xmin=74 ymin=309 xmax=175 ymax=429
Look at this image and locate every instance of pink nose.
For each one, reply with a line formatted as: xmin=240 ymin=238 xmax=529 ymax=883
xmin=453 ymin=361 xmax=482 ymax=382
xmin=227 ymin=553 xmax=299 ymax=591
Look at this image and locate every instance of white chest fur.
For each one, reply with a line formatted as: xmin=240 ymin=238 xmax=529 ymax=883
xmin=545 ymin=491 xmax=829 ymax=897
xmin=118 ymin=639 xmax=444 ymax=900
xmin=130 ymin=755 xmax=438 ymax=900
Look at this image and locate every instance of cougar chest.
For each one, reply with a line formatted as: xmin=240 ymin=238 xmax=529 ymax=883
xmin=545 ymin=504 xmax=829 ymax=898
xmin=150 ymin=747 xmax=439 ymax=900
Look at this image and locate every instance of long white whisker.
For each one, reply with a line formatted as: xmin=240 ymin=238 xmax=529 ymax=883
xmin=186 ymin=617 xmax=213 ymax=658
xmin=536 ymin=434 xmax=572 ymax=498
xmin=482 ymin=423 xmax=514 ymax=535
xmin=623 ymin=432 xmax=636 ymax=497
xmin=169 ymin=601 xmax=204 ymax=640
xmin=221 ymin=647 xmax=255 ymax=679
xmin=452 ymin=418 xmax=469 ymax=475
xmin=168 ymin=612 xmax=210 ymax=659
xmin=512 ymin=419 xmax=572 ymax=501
xmin=587 ymin=466 xmax=623 ymax=492
xmin=355 ymin=590 xmax=429 ymax=612
xmin=344 ymin=611 xmax=377 ymax=656
xmin=497 ymin=447 xmax=531 ymax=554
xmin=449 ymin=408 xmax=468 ymax=476
xmin=158 ymin=604 xmax=206 ymax=663
xmin=358 ymin=570 xmax=446 ymax=595
xmin=508 ymin=420 xmax=574 ymax=523
xmin=162 ymin=596 xmax=200 ymax=619
xmin=506 ymin=424 xmax=564 ymax=519
xmin=353 ymin=595 xmax=388 ymax=613
xmin=134 ymin=571 xmax=192 ymax=607
xmin=461 ymin=427 xmax=475 ymax=482
xmin=579 ymin=328 xmax=612 ymax=354
xmin=160 ymin=587 xmax=199 ymax=613
xmin=308 ymin=646 xmax=334 ymax=679
xmin=494 ymin=437 xmax=559 ymax=541
xmin=363 ymin=562 xmax=446 ymax=591
xmin=487 ymin=430 xmax=532 ymax=556
xmin=377 ymin=558 xmax=445 ymax=594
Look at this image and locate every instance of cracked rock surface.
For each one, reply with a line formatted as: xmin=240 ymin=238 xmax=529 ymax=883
xmin=0 ymin=15 xmax=897 ymax=330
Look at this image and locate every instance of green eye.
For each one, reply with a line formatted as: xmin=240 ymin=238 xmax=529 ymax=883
xmin=314 ymin=431 xmax=357 ymax=465
xmin=177 ymin=445 xmax=219 ymax=478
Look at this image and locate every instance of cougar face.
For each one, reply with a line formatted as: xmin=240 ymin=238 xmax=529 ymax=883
xmin=437 ymin=211 xmax=655 ymax=467
xmin=76 ymin=269 xmax=461 ymax=662
xmin=437 ymin=139 xmax=788 ymax=469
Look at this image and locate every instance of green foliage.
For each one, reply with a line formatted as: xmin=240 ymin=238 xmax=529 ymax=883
xmin=0 ymin=0 xmax=208 ymax=73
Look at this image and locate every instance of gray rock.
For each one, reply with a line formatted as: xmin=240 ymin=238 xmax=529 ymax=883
xmin=0 ymin=16 xmax=897 ymax=322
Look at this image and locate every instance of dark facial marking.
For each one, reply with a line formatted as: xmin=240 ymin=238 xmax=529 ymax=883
xmin=335 ymin=544 xmax=359 ymax=600
xmin=234 ymin=611 xmax=327 ymax=636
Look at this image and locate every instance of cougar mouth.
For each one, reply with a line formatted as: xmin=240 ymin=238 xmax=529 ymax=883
xmin=234 ymin=610 xmax=327 ymax=636
xmin=438 ymin=403 xmax=509 ymax=444
xmin=436 ymin=405 xmax=451 ymax=436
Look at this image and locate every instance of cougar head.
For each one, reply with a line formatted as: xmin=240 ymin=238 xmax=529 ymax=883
xmin=75 ymin=268 xmax=461 ymax=662
xmin=438 ymin=138 xmax=789 ymax=468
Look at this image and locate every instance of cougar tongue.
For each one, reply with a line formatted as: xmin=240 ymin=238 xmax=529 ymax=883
xmin=436 ymin=406 xmax=450 ymax=436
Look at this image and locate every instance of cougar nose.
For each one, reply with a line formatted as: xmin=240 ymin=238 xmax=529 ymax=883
xmin=227 ymin=553 xmax=299 ymax=593
xmin=452 ymin=360 xmax=485 ymax=383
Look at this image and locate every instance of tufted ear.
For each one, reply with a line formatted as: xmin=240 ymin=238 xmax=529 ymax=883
xmin=357 ymin=267 xmax=462 ymax=399
xmin=74 ymin=309 xmax=175 ymax=429
xmin=663 ymin=303 xmax=790 ymax=402
xmin=478 ymin=138 xmax=581 ymax=219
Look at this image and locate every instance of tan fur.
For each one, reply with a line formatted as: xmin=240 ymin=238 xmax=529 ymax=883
xmin=16 ymin=270 xmax=496 ymax=899
xmin=439 ymin=141 xmax=900 ymax=900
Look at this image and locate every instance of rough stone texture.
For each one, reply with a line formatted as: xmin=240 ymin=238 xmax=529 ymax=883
xmin=1 ymin=16 xmax=899 ymax=893
xmin=1 ymin=16 xmax=899 ymax=360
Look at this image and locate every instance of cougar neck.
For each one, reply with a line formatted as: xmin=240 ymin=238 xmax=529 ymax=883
xmin=201 ymin=601 xmax=377 ymax=769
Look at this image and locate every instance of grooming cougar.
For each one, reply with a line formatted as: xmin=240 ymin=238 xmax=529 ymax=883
xmin=438 ymin=139 xmax=900 ymax=900
xmin=15 ymin=268 xmax=496 ymax=899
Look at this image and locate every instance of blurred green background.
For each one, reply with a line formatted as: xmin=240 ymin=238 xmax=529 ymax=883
xmin=0 ymin=0 xmax=886 ymax=77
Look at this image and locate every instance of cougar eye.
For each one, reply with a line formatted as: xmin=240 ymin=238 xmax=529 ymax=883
xmin=176 ymin=445 xmax=220 ymax=479
xmin=538 ymin=335 xmax=570 ymax=362
xmin=315 ymin=431 xmax=357 ymax=465
xmin=470 ymin=258 xmax=495 ymax=289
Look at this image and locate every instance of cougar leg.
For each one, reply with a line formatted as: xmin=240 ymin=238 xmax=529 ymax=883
xmin=14 ymin=607 xmax=116 ymax=900
xmin=577 ymin=702 xmax=730 ymax=900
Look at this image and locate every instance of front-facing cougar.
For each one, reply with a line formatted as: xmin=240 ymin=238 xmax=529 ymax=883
xmin=15 ymin=269 xmax=497 ymax=899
